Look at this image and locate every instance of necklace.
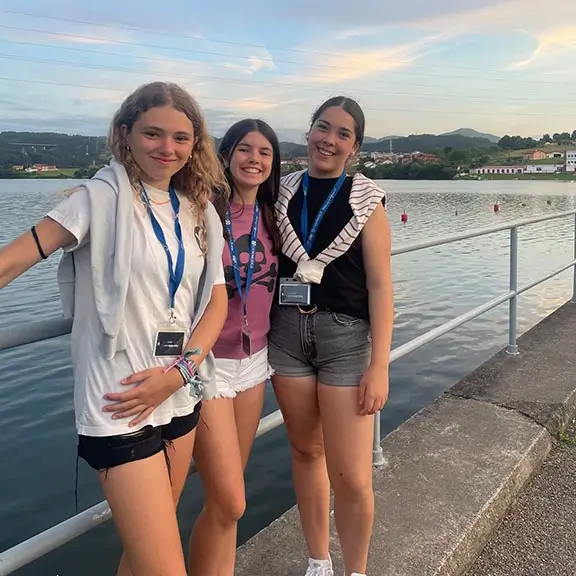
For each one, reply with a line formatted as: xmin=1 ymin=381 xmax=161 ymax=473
xmin=149 ymin=197 xmax=170 ymax=206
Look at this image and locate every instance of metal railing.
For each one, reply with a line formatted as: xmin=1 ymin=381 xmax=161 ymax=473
xmin=1 ymin=209 xmax=575 ymax=575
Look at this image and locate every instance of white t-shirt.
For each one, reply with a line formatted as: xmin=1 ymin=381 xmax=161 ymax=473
xmin=48 ymin=184 xmax=225 ymax=437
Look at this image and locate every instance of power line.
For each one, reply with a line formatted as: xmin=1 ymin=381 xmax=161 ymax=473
xmin=1 ymin=8 xmax=571 ymax=79
xmin=1 ymin=53 xmax=573 ymax=106
xmin=0 ymin=76 xmax=572 ymax=117
xmin=0 ymin=23 xmax=573 ymax=86
xmin=0 ymin=37 xmax=561 ymax=96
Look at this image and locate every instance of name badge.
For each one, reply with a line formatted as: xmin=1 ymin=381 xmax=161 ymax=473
xmin=241 ymin=321 xmax=252 ymax=357
xmin=154 ymin=324 xmax=185 ymax=357
xmin=278 ymin=277 xmax=311 ymax=306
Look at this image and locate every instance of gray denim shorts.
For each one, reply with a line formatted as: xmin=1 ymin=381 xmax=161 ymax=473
xmin=268 ymin=306 xmax=372 ymax=386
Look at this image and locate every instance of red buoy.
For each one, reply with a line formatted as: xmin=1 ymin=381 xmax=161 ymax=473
xmin=493 ymin=203 xmax=500 ymax=213
xmin=401 ymin=212 xmax=408 ymax=223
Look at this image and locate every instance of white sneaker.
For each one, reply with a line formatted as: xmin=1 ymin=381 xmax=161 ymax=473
xmin=304 ymin=558 xmax=334 ymax=576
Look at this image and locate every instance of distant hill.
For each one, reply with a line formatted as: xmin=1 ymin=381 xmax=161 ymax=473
xmin=441 ymin=128 xmax=500 ymax=144
xmin=0 ymin=130 xmax=498 ymax=168
xmin=280 ymin=133 xmax=495 ymax=157
xmin=363 ymin=133 xmax=495 ymax=153
xmin=0 ymin=131 xmax=107 ymax=168
xmin=364 ymin=135 xmax=402 ymax=143
xmin=279 ymin=141 xmax=307 ymax=158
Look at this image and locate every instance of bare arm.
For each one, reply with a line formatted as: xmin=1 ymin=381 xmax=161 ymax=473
xmin=0 ymin=217 xmax=76 ymax=289
xmin=177 ymin=282 xmax=228 ymax=369
xmin=363 ymin=203 xmax=394 ymax=367
xmin=358 ymin=203 xmax=394 ymax=415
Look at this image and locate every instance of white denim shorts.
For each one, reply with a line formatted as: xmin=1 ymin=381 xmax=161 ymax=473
xmin=210 ymin=346 xmax=274 ymax=399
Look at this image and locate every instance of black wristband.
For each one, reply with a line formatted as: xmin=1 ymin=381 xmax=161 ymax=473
xmin=31 ymin=226 xmax=48 ymax=260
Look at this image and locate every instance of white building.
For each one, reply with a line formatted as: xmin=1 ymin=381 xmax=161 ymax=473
xmin=524 ymin=164 xmax=562 ymax=174
xmin=566 ymin=150 xmax=576 ymax=173
xmin=471 ymin=166 xmax=524 ymax=175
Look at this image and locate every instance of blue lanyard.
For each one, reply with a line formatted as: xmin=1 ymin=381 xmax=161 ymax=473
xmin=225 ymin=202 xmax=260 ymax=318
xmin=140 ymin=182 xmax=185 ymax=318
xmin=301 ymin=171 xmax=347 ymax=253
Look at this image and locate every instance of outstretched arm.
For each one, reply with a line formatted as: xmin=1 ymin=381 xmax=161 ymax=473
xmin=0 ymin=217 xmax=76 ymax=288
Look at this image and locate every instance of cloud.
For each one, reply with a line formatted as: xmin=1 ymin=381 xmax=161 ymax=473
xmin=1 ymin=12 xmax=133 ymax=48
xmin=231 ymin=0 xmax=507 ymax=29
xmin=53 ymin=32 xmax=119 ymax=45
xmin=294 ymin=33 xmax=454 ymax=85
xmin=511 ymin=25 xmax=576 ymax=68
xmin=2 ymin=0 xmax=575 ymax=140
xmin=411 ymin=0 xmax=576 ymax=36
xmin=222 ymin=47 xmax=276 ymax=74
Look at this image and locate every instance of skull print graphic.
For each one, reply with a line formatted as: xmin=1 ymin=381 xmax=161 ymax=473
xmin=224 ymin=232 xmax=277 ymax=300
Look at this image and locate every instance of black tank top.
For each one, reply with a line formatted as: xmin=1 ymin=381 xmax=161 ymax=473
xmin=278 ymin=174 xmax=384 ymax=320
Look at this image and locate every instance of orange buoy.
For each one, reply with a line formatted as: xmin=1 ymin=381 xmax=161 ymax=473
xmin=493 ymin=203 xmax=500 ymax=213
xmin=401 ymin=212 xmax=408 ymax=223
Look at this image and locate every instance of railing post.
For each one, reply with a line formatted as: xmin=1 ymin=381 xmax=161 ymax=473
xmin=507 ymin=226 xmax=520 ymax=355
xmin=572 ymin=213 xmax=576 ymax=304
xmin=372 ymin=411 xmax=386 ymax=467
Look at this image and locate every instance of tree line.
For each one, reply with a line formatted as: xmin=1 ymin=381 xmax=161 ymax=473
xmin=498 ymin=131 xmax=576 ymax=151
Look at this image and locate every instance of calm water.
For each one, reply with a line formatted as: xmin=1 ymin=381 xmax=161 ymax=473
xmin=0 ymin=178 xmax=574 ymax=575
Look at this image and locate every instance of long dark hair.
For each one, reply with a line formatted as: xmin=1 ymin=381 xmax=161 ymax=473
xmin=213 ymin=119 xmax=282 ymax=254
xmin=310 ymin=96 xmax=366 ymax=148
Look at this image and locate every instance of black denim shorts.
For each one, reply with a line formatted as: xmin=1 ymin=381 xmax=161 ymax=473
xmin=78 ymin=402 xmax=202 ymax=471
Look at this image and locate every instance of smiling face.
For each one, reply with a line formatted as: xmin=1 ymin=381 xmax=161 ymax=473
xmin=228 ymin=130 xmax=274 ymax=197
xmin=307 ymin=106 xmax=359 ymax=178
xmin=124 ymin=105 xmax=196 ymax=191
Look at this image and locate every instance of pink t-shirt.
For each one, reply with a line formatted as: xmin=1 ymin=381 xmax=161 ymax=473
xmin=213 ymin=201 xmax=278 ymax=359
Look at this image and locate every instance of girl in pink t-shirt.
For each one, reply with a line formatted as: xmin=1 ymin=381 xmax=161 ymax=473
xmin=188 ymin=119 xmax=281 ymax=574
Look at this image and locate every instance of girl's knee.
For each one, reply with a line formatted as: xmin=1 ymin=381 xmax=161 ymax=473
xmin=333 ymin=472 xmax=373 ymax=502
xmin=290 ymin=435 xmax=325 ymax=462
xmin=206 ymin=488 xmax=246 ymax=524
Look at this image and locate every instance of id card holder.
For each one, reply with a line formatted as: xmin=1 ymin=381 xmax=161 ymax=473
xmin=278 ymin=277 xmax=311 ymax=306
xmin=154 ymin=323 xmax=185 ymax=357
xmin=241 ymin=317 xmax=252 ymax=357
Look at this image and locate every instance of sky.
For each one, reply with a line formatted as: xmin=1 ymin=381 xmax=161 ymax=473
xmin=0 ymin=0 xmax=575 ymax=142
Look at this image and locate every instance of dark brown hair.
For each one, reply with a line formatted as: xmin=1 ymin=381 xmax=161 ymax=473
xmin=213 ymin=118 xmax=282 ymax=254
xmin=310 ymin=96 xmax=366 ymax=147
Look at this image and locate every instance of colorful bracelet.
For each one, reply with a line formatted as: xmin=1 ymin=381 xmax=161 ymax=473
xmin=164 ymin=348 xmax=203 ymax=398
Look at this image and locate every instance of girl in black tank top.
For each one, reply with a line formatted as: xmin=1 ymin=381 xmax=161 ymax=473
xmin=269 ymin=97 xmax=394 ymax=576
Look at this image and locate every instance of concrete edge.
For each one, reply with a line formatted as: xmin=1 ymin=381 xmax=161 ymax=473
xmin=436 ymin=420 xmax=553 ymax=576
xmin=436 ymin=300 xmax=576 ymax=574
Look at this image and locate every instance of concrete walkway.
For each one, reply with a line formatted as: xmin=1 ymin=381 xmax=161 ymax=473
xmin=468 ymin=418 xmax=576 ymax=576
xmin=235 ymin=301 xmax=576 ymax=576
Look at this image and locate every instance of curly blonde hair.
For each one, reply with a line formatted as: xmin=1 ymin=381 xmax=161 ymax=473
xmin=108 ymin=81 xmax=228 ymax=252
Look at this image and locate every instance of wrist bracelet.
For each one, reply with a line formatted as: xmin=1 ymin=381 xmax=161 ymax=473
xmin=164 ymin=348 xmax=203 ymax=398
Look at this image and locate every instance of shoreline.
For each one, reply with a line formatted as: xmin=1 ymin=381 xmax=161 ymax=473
xmin=3 ymin=174 xmax=576 ymax=182
xmin=458 ymin=173 xmax=576 ymax=182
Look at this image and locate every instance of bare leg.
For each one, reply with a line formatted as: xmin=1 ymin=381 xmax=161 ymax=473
xmin=272 ymin=374 xmax=330 ymax=561
xmin=188 ymin=399 xmax=245 ymax=576
xmin=318 ymin=384 xmax=374 ymax=575
xmin=116 ymin=429 xmax=196 ymax=576
xmin=234 ymin=381 xmax=266 ymax=467
xmin=101 ymin=451 xmax=188 ymax=576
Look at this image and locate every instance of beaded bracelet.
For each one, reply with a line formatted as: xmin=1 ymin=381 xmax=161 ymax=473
xmin=164 ymin=348 xmax=204 ymax=398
